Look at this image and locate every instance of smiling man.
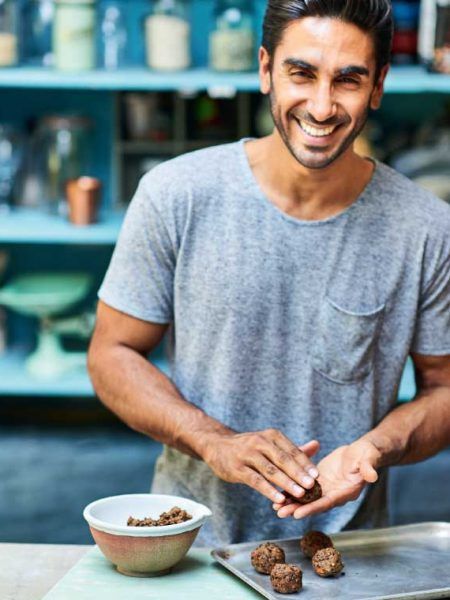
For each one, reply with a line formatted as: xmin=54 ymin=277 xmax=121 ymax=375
xmin=88 ymin=0 xmax=450 ymax=547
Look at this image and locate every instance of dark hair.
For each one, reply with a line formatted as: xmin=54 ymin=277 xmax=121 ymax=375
xmin=262 ymin=0 xmax=393 ymax=79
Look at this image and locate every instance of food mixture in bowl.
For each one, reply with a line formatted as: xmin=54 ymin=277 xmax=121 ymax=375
xmin=127 ymin=506 xmax=192 ymax=527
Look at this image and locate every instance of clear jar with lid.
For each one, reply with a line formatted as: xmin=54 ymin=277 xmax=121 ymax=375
xmin=19 ymin=115 xmax=93 ymax=216
xmin=22 ymin=0 xmax=55 ymax=67
xmin=145 ymin=0 xmax=191 ymax=71
xmin=54 ymin=0 xmax=96 ymax=71
xmin=0 ymin=0 xmax=18 ymax=67
xmin=209 ymin=0 xmax=254 ymax=72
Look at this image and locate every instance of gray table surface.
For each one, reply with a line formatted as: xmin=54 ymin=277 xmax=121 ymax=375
xmin=0 ymin=544 xmax=90 ymax=600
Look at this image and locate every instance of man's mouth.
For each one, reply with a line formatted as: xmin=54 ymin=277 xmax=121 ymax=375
xmin=294 ymin=117 xmax=340 ymax=138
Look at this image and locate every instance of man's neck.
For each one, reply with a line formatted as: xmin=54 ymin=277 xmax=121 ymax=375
xmin=244 ymin=132 xmax=375 ymax=222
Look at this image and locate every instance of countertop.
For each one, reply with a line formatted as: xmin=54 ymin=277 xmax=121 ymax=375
xmin=0 ymin=544 xmax=90 ymax=600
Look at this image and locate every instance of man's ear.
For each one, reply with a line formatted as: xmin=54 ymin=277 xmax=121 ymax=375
xmin=259 ymin=46 xmax=272 ymax=95
xmin=370 ymin=64 xmax=389 ymax=110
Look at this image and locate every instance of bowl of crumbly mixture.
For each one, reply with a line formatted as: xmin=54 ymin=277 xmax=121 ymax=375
xmin=83 ymin=494 xmax=212 ymax=577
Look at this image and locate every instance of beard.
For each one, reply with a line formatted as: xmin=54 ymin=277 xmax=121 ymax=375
xmin=269 ymin=86 xmax=370 ymax=170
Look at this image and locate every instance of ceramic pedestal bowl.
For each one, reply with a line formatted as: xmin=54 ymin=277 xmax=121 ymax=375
xmin=83 ymin=494 xmax=212 ymax=577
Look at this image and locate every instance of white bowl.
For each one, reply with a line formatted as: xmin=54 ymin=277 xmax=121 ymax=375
xmin=83 ymin=494 xmax=212 ymax=577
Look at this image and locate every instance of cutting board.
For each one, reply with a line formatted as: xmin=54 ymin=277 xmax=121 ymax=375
xmin=43 ymin=546 xmax=261 ymax=599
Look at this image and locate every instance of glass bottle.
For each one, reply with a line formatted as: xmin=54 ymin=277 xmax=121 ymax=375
xmin=19 ymin=116 xmax=92 ymax=216
xmin=54 ymin=0 xmax=96 ymax=71
xmin=209 ymin=0 xmax=254 ymax=72
xmin=22 ymin=0 xmax=55 ymax=67
xmin=99 ymin=1 xmax=128 ymax=70
xmin=0 ymin=125 xmax=23 ymax=212
xmin=0 ymin=0 xmax=18 ymax=67
xmin=145 ymin=0 xmax=191 ymax=71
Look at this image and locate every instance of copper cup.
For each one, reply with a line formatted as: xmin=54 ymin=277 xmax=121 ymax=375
xmin=66 ymin=177 xmax=102 ymax=226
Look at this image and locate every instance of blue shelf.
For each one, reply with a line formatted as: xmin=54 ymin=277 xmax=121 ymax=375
xmin=0 ymin=209 xmax=124 ymax=245
xmin=0 ymin=66 xmax=448 ymax=93
xmin=0 ymin=349 xmax=169 ymax=397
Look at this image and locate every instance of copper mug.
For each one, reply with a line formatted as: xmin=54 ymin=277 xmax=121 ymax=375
xmin=66 ymin=177 xmax=102 ymax=226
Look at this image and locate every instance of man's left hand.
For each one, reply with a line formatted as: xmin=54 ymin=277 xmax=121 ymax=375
xmin=272 ymin=439 xmax=381 ymax=519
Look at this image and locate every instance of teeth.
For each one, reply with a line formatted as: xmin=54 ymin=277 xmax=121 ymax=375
xmin=298 ymin=119 xmax=336 ymax=137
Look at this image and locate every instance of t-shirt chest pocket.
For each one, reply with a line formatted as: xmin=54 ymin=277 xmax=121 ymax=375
xmin=312 ymin=297 xmax=385 ymax=384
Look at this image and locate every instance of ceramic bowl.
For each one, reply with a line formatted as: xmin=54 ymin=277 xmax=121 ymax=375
xmin=83 ymin=494 xmax=212 ymax=577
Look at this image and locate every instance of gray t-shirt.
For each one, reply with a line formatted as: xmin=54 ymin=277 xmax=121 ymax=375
xmin=99 ymin=139 xmax=450 ymax=547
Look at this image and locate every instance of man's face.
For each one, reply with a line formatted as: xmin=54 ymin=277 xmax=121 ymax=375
xmin=259 ymin=17 xmax=388 ymax=169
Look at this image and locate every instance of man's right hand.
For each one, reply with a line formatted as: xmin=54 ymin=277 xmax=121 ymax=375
xmin=200 ymin=429 xmax=320 ymax=504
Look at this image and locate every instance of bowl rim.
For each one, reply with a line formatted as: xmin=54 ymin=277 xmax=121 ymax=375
xmin=83 ymin=493 xmax=212 ymax=537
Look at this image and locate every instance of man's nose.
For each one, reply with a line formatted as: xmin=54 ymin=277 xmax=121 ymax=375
xmin=306 ymin=82 xmax=337 ymax=123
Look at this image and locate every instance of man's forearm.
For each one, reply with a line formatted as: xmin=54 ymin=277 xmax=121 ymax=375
xmin=88 ymin=343 xmax=233 ymax=459
xmin=360 ymin=386 xmax=450 ymax=468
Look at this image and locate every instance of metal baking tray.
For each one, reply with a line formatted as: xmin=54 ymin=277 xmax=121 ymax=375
xmin=211 ymin=522 xmax=450 ymax=600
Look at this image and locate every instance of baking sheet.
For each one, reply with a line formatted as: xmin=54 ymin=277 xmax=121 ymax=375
xmin=211 ymin=522 xmax=450 ymax=600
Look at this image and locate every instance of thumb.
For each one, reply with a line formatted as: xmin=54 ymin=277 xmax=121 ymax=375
xmin=360 ymin=460 xmax=378 ymax=483
xmin=298 ymin=439 xmax=320 ymax=458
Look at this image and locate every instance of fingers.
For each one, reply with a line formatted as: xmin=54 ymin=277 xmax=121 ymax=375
xmin=265 ymin=430 xmax=320 ymax=485
xmin=239 ymin=467 xmax=286 ymax=504
xmin=251 ymin=456 xmax=307 ymax=501
xmin=298 ymin=440 xmax=320 ymax=458
xmin=360 ymin=461 xmax=378 ymax=483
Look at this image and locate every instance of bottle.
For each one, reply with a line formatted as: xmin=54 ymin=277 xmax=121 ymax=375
xmin=54 ymin=0 xmax=96 ymax=71
xmin=22 ymin=0 xmax=55 ymax=67
xmin=99 ymin=1 xmax=128 ymax=70
xmin=145 ymin=0 xmax=191 ymax=71
xmin=0 ymin=0 xmax=18 ymax=67
xmin=209 ymin=0 xmax=254 ymax=72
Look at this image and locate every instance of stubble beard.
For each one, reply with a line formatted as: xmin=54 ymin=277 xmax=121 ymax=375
xmin=269 ymin=87 xmax=371 ymax=170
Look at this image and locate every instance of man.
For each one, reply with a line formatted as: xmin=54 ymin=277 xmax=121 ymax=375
xmin=88 ymin=0 xmax=450 ymax=547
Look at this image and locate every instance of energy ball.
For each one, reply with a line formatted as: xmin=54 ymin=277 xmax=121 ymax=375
xmin=312 ymin=547 xmax=344 ymax=577
xmin=283 ymin=480 xmax=322 ymax=506
xmin=300 ymin=530 xmax=334 ymax=559
xmin=270 ymin=563 xmax=303 ymax=594
xmin=251 ymin=542 xmax=285 ymax=575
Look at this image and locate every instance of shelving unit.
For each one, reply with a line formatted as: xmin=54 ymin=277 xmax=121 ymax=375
xmin=0 ymin=0 xmax=448 ymax=402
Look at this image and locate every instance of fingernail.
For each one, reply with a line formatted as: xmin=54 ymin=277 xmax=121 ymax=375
xmin=275 ymin=492 xmax=285 ymax=503
xmin=302 ymin=475 xmax=314 ymax=487
xmin=292 ymin=484 xmax=304 ymax=496
xmin=308 ymin=467 xmax=319 ymax=478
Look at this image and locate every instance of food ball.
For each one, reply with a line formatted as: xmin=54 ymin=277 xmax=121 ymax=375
xmin=270 ymin=563 xmax=303 ymax=594
xmin=298 ymin=480 xmax=322 ymax=504
xmin=251 ymin=542 xmax=285 ymax=575
xmin=283 ymin=480 xmax=322 ymax=506
xmin=312 ymin=547 xmax=344 ymax=577
xmin=300 ymin=530 xmax=334 ymax=558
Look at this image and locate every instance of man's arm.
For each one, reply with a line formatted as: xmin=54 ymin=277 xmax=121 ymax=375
xmin=88 ymin=301 xmax=321 ymax=505
xmin=274 ymin=353 xmax=450 ymax=519
xmin=361 ymin=353 xmax=450 ymax=466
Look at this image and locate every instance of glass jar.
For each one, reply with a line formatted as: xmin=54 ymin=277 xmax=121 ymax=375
xmin=0 ymin=0 xmax=18 ymax=67
xmin=54 ymin=0 xmax=96 ymax=71
xmin=19 ymin=116 xmax=92 ymax=216
xmin=145 ymin=0 xmax=191 ymax=71
xmin=0 ymin=125 xmax=24 ymax=212
xmin=209 ymin=0 xmax=254 ymax=72
xmin=22 ymin=0 xmax=55 ymax=66
xmin=99 ymin=1 xmax=128 ymax=70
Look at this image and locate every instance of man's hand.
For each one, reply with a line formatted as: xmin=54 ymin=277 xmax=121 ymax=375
xmin=272 ymin=439 xmax=381 ymax=519
xmin=200 ymin=429 xmax=321 ymax=505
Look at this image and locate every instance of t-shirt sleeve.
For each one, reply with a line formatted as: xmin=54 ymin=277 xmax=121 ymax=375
xmin=98 ymin=176 xmax=176 ymax=324
xmin=411 ymin=253 xmax=450 ymax=355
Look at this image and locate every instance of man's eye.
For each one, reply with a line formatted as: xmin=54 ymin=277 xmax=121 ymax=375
xmin=338 ymin=77 xmax=358 ymax=85
xmin=292 ymin=71 xmax=312 ymax=79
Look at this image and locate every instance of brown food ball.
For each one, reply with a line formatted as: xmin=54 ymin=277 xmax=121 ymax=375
xmin=251 ymin=542 xmax=285 ymax=575
xmin=312 ymin=547 xmax=344 ymax=577
xmin=298 ymin=480 xmax=322 ymax=505
xmin=283 ymin=480 xmax=322 ymax=506
xmin=270 ymin=563 xmax=303 ymax=594
xmin=300 ymin=530 xmax=334 ymax=559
